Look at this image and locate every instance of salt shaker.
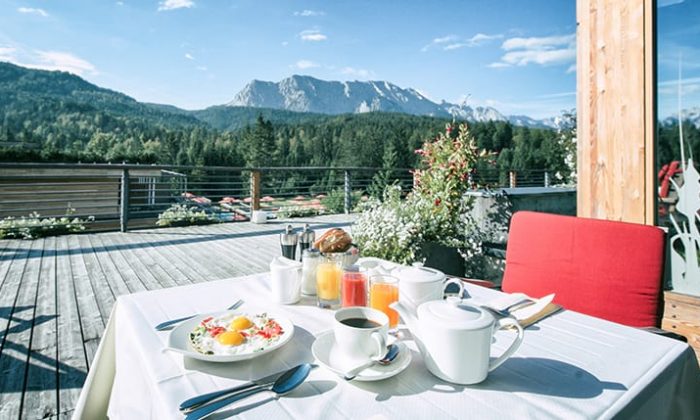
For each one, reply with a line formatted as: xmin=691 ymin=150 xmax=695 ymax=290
xmin=298 ymin=224 xmax=316 ymax=260
xmin=301 ymin=248 xmax=322 ymax=296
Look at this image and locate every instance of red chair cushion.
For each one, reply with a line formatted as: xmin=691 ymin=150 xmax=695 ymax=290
xmin=501 ymin=211 xmax=665 ymax=327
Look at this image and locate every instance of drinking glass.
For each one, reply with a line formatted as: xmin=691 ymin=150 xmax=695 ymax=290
xmin=341 ymin=266 xmax=367 ymax=307
xmin=369 ymin=275 xmax=399 ymax=328
xmin=316 ymin=259 xmax=342 ymax=308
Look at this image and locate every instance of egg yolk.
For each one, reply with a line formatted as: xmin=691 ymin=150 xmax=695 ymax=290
xmin=231 ymin=316 xmax=253 ymax=331
xmin=216 ymin=331 xmax=245 ymax=346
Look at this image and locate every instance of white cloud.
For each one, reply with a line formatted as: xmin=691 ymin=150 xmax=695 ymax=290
xmin=538 ymin=91 xmax=576 ymax=99
xmin=422 ymin=33 xmax=501 ymax=52
xmin=658 ymin=0 xmax=685 ymax=7
xmin=659 ymin=76 xmax=700 ymax=95
xmin=490 ymin=33 xmax=576 ymax=70
xmin=0 ymin=43 xmax=97 ymax=76
xmin=185 ymin=53 xmax=195 ymax=60
xmin=500 ymin=48 xmax=576 ymax=66
xmin=340 ymin=66 xmax=374 ymax=79
xmin=196 ymin=65 xmax=207 ymax=71
xmin=32 ymin=51 xmax=97 ymax=76
xmin=158 ymin=0 xmax=194 ymax=12
xmin=17 ymin=7 xmax=48 ymax=17
xmin=294 ymin=10 xmax=325 ymax=17
xmin=281 ymin=41 xmax=289 ymax=47
xmin=299 ymin=29 xmax=327 ymax=42
xmin=116 ymin=1 xmax=124 ymax=5
xmin=292 ymin=59 xmax=320 ymax=70
xmin=468 ymin=33 xmax=503 ymax=46
xmin=502 ymin=34 xmax=575 ymax=51
xmin=0 ymin=46 xmax=17 ymax=61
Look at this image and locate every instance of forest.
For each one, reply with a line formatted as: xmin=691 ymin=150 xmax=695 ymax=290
xmin=0 ymin=61 xmax=579 ymax=186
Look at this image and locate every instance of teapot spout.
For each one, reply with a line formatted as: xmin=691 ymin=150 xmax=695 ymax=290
xmin=389 ymin=301 xmax=419 ymax=338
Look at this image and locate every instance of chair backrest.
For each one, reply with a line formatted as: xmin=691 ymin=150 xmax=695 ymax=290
xmin=501 ymin=211 xmax=665 ymax=327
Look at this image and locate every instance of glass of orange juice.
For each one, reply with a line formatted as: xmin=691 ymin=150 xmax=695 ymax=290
xmin=316 ymin=259 xmax=342 ymax=308
xmin=369 ymin=275 xmax=399 ymax=328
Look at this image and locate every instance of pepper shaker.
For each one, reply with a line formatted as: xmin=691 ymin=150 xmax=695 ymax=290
xmin=280 ymin=225 xmax=298 ymax=260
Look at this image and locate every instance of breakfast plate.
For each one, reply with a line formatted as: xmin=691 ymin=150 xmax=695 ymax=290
xmin=311 ymin=330 xmax=411 ymax=381
xmin=166 ymin=310 xmax=294 ymax=362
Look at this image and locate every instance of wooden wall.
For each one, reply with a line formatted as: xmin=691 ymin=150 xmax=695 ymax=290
xmin=576 ymin=0 xmax=656 ymax=225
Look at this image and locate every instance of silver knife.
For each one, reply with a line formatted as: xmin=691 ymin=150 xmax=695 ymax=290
xmin=179 ymin=365 xmax=316 ymax=414
xmin=155 ymin=300 xmax=243 ymax=331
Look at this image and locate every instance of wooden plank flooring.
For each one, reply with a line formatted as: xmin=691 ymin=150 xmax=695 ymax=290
xmin=0 ymin=214 xmax=354 ymax=419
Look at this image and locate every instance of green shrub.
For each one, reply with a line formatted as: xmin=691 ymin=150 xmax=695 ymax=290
xmin=277 ymin=206 xmax=323 ymax=218
xmin=321 ymin=189 xmax=363 ymax=214
xmin=156 ymin=204 xmax=220 ymax=227
xmin=0 ymin=210 xmax=94 ymax=239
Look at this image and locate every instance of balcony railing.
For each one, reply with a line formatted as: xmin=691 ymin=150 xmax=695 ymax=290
xmin=0 ymin=162 xmax=561 ymax=234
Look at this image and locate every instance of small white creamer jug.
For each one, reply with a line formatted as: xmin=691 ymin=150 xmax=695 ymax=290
xmin=269 ymin=256 xmax=302 ymax=304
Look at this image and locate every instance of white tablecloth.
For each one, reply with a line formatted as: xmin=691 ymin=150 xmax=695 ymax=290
xmin=92 ymin=272 xmax=699 ymax=419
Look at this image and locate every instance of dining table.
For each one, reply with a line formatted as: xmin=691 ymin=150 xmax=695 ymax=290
xmin=73 ymin=260 xmax=700 ymax=420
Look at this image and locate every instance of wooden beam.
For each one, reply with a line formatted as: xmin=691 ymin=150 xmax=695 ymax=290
xmin=576 ymin=0 xmax=656 ymax=225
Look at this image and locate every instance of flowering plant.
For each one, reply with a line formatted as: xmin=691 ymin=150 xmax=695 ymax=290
xmin=413 ymin=123 xmax=481 ymax=211
xmin=0 ymin=209 xmax=94 ymax=239
xmin=353 ymin=123 xmax=482 ymax=265
xmin=156 ymin=204 xmax=220 ymax=227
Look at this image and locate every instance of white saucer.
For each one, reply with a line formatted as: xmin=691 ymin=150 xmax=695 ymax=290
xmin=311 ymin=330 xmax=411 ymax=382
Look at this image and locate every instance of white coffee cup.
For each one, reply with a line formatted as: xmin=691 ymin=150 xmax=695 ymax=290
xmin=269 ymin=256 xmax=302 ymax=304
xmin=333 ymin=307 xmax=388 ymax=364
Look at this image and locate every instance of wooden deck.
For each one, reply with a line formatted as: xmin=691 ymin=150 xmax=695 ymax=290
xmin=0 ymin=214 xmax=355 ymax=419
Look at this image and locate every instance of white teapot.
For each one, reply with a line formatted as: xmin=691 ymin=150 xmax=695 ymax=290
xmin=391 ymin=297 xmax=524 ymax=385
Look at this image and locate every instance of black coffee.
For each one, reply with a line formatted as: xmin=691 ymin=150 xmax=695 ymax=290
xmin=341 ymin=318 xmax=381 ymax=329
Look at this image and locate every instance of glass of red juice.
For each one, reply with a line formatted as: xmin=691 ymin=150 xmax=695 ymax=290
xmin=341 ymin=265 xmax=367 ymax=307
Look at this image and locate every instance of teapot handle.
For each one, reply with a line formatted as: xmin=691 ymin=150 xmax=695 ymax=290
xmin=442 ymin=278 xmax=464 ymax=298
xmin=488 ymin=318 xmax=524 ymax=372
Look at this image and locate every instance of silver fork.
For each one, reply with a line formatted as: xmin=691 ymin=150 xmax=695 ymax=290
xmin=155 ymin=299 xmax=244 ymax=331
xmin=480 ymin=300 xmax=533 ymax=317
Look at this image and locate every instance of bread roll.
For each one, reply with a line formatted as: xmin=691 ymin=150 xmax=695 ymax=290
xmin=314 ymin=228 xmax=352 ymax=253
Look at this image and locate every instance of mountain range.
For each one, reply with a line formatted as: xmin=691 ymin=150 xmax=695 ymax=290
xmin=227 ymin=75 xmax=562 ymax=128
xmin=2 ymin=61 xmax=698 ymax=133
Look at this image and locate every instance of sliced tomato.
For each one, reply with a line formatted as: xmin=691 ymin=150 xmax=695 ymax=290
xmin=209 ymin=326 xmax=225 ymax=337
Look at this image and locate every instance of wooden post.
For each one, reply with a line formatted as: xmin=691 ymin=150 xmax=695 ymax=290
xmin=509 ymin=171 xmax=517 ymax=189
xmin=250 ymin=170 xmax=261 ymax=211
xmin=344 ymin=170 xmax=351 ymax=214
xmin=544 ymin=171 xmax=550 ymax=188
xmin=120 ymin=169 xmax=129 ymax=232
xmin=576 ymin=0 xmax=656 ymax=224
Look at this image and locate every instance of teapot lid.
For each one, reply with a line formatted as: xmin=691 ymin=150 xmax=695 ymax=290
xmin=395 ymin=264 xmax=444 ymax=284
xmin=417 ymin=297 xmax=494 ymax=330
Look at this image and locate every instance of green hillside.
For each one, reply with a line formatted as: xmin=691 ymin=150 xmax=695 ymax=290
xmin=0 ymin=62 xmax=576 ymax=185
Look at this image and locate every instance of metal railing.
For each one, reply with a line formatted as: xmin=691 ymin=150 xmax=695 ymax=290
xmin=0 ymin=162 xmax=558 ymax=234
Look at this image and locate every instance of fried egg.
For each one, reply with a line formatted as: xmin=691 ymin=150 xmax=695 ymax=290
xmin=189 ymin=312 xmax=284 ymax=356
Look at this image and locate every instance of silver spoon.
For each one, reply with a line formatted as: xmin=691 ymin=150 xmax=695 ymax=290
xmin=343 ymin=344 xmax=400 ymax=381
xmin=155 ymin=299 xmax=244 ymax=331
xmin=184 ymin=363 xmax=313 ymax=420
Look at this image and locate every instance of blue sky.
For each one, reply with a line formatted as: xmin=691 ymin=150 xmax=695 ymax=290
xmin=658 ymin=0 xmax=700 ymax=118
xmin=0 ymin=0 xmax=578 ymax=118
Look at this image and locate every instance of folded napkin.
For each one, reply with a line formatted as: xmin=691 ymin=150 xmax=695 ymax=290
xmin=483 ymin=293 xmax=562 ymax=328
